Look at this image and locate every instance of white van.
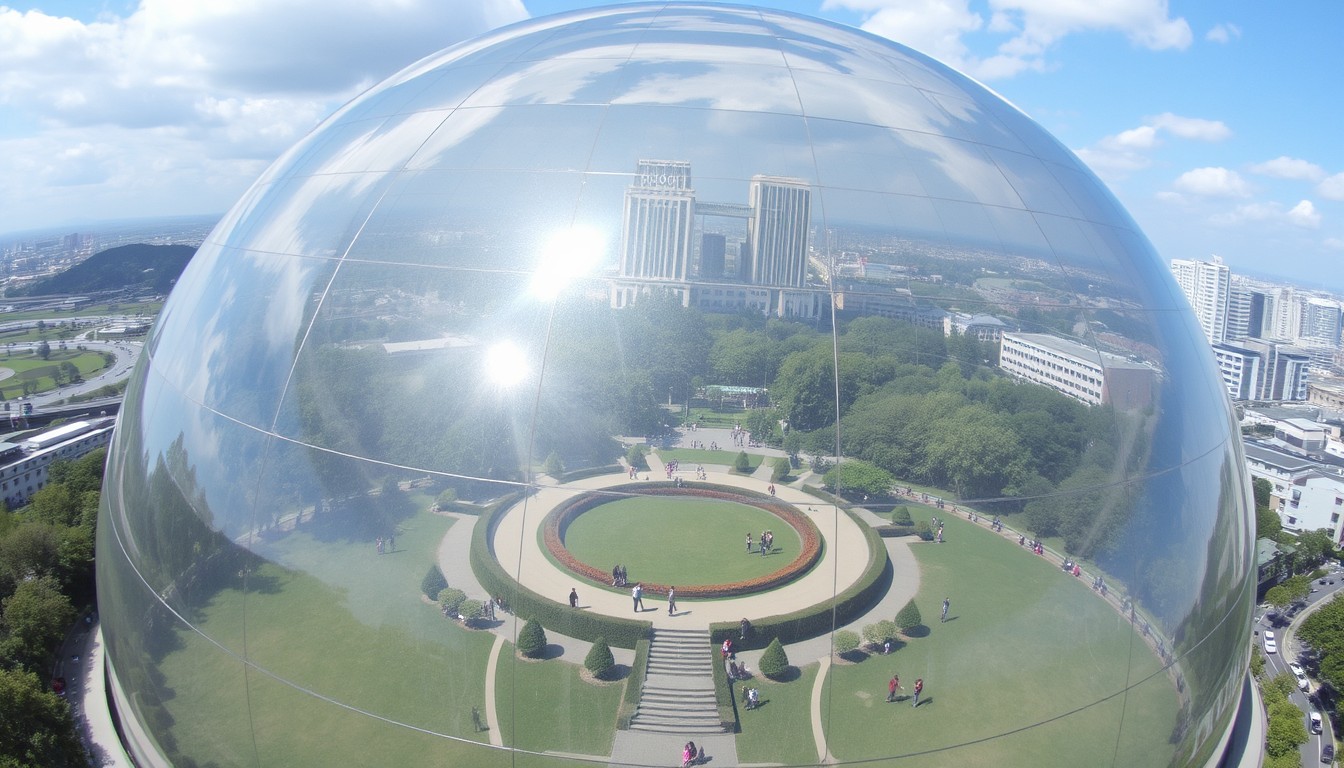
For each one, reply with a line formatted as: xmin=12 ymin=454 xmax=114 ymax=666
xmin=1310 ymin=711 xmax=1323 ymax=734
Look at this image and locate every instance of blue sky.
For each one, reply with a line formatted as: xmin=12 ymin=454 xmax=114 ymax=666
xmin=1 ymin=0 xmax=1340 ymax=290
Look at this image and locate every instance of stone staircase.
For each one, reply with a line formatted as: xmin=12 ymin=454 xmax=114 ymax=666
xmin=629 ymin=628 xmax=726 ymax=734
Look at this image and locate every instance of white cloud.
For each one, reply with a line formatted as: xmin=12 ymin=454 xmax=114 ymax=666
xmin=1286 ymin=200 xmax=1321 ymax=228
xmin=824 ymin=0 xmax=1190 ymax=80
xmin=0 ymin=0 xmax=528 ymax=232
xmin=1076 ymin=114 xmax=1229 ymax=180
xmin=1149 ymin=113 xmax=1230 ymax=142
xmin=1173 ymin=167 xmax=1251 ymax=198
xmin=1205 ymin=23 xmax=1241 ymax=43
xmin=1318 ymin=172 xmax=1344 ymax=201
xmin=1248 ymin=156 xmax=1326 ymax=182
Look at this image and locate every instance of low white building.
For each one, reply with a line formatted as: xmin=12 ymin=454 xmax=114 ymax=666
xmin=1243 ymin=441 xmax=1344 ymax=543
xmin=0 ymin=417 xmax=115 ymax=509
xmin=998 ymin=332 xmax=1155 ymax=410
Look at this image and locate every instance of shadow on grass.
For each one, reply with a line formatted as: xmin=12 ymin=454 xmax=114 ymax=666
xmin=904 ymin=625 xmax=931 ymax=639
xmin=762 ymin=666 xmax=802 ymax=683
xmin=836 ymin=649 xmax=869 ymax=664
xmin=595 ymin=663 xmax=632 ymax=682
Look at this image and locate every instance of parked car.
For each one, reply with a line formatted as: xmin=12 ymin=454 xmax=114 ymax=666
xmin=1265 ymin=631 xmax=1278 ymax=654
xmin=1291 ymin=662 xmax=1307 ymax=676
xmin=1311 ymin=711 xmax=1323 ymax=734
xmin=1322 ymin=743 xmax=1333 ymax=764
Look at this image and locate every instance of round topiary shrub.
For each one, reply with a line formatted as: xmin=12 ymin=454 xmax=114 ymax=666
xmin=437 ymin=587 xmax=467 ymax=616
xmin=733 ymin=451 xmax=751 ymax=473
xmin=759 ymin=637 xmax=790 ymax=680
xmin=518 ymin=618 xmax=548 ymax=658
xmin=891 ymin=506 xmax=913 ymax=526
xmin=896 ymin=599 xmax=922 ymax=635
xmin=833 ymin=630 xmax=860 ymax=656
xmin=913 ymin=520 xmax=934 ymax=541
xmin=584 ymin=637 xmax=616 ymax=680
xmin=459 ymin=599 xmax=485 ymax=627
xmin=771 ymin=456 xmax=791 ymax=482
xmin=625 ymin=445 xmax=648 ymax=471
xmin=863 ymin=620 xmax=898 ymax=649
xmin=422 ymin=565 xmax=449 ymax=600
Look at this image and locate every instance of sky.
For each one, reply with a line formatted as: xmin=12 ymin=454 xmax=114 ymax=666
xmin=1 ymin=0 xmax=1340 ymax=290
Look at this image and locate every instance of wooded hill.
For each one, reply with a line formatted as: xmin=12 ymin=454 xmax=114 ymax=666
xmin=9 ymin=243 xmax=195 ymax=297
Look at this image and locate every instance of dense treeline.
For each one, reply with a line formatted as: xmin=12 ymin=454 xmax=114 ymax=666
xmin=8 ymin=243 xmax=194 ymax=297
xmin=0 ymin=450 xmax=105 ymax=767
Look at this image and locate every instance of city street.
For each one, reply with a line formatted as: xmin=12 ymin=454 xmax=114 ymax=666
xmin=1255 ymin=563 xmax=1344 ymax=766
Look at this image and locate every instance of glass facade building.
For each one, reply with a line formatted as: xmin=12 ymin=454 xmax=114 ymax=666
xmin=96 ymin=4 xmax=1256 ymax=766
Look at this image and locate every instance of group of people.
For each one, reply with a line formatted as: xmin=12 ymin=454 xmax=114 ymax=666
xmin=681 ymin=740 xmax=705 ymax=767
xmin=374 ymin=535 xmax=395 ymax=554
xmin=885 ymin=674 xmax=924 ymax=707
xmin=611 ymin=564 xmax=629 ymax=587
xmin=747 ymin=530 xmax=774 ymax=555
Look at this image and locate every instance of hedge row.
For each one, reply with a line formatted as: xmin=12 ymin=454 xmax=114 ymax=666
xmin=617 ymin=636 xmax=651 ymax=730
xmin=470 ymin=491 xmax=652 ymax=649
xmin=875 ymin=524 xmax=918 ymax=538
xmin=542 ymin=482 xmax=823 ymax=598
xmin=710 ymin=635 xmax=740 ymax=733
xmin=557 ymin=465 xmax=623 ymax=484
xmin=708 ymin=510 xmax=890 ymax=651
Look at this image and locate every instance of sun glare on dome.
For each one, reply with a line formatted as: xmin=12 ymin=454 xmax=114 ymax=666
xmin=485 ymin=341 xmax=529 ymax=387
xmin=531 ymin=225 xmax=604 ymax=299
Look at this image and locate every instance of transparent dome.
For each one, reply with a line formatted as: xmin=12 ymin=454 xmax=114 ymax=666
xmin=96 ymin=4 xmax=1254 ymax=767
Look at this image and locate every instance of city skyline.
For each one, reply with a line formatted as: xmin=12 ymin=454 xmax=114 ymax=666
xmin=1 ymin=1 xmax=1340 ymax=293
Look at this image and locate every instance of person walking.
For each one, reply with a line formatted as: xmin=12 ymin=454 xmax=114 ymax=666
xmin=569 ymin=588 xmax=579 ymax=608
xmin=632 ymin=583 xmax=644 ymax=612
xmin=887 ymin=674 xmax=901 ymax=702
xmin=941 ymin=597 xmax=950 ymax=623
xmin=912 ymin=678 xmax=924 ymax=708
xmin=746 ymin=532 xmax=752 ymax=553
xmin=667 ymin=586 xmax=677 ymax=615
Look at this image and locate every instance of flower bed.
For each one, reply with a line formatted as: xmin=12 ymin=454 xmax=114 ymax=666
xmin=542 ymin=483 xmax=822 ymax=598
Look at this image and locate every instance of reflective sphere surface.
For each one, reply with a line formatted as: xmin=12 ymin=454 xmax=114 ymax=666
xmin=97 ymin=4 xmax=1254 ymax=767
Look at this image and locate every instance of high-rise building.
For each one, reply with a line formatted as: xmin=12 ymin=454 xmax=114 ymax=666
xmin=699 ymin=233 xmax=725 ymax=279
xmin=1226 ymin=277 xmax=1253 ymax=341
xmin=619 ymin=160 xmax=695 ymax=282
xmin=747 ymin=175 xmax=811 ymax=288
xmin=1214 ymin=338 xmax=1311 ymax=401
xmin=1170 ymin=256 xmax=1230 ymax=343
xmin=1300 ymin=297 xmax=1343 ymax=345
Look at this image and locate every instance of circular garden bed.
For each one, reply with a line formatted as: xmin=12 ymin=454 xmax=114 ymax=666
xmin=542 ymin=482 xmax=822 ymax=598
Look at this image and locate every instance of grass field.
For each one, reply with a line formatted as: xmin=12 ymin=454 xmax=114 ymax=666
xmin=495 ymin=643 xmax=624 ymax=756
xmin=560 ymin=495 xmax=803 ymax=586
xmin=657 ymin=447 xmax=765 ymax=471
xmin=820 ymin=511 xmax=1179 ymax=767
xmin=150 ymin=504 xmax=514 ymax=767
xmin=0 ymin=348 xmax=110 ymax=400
xmin=735 ymin=663 xmax=820 ymax=764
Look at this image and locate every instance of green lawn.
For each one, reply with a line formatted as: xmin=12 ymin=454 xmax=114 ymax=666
xmin=495 ymin=644 xmax=624 ymax=756
xmin=560 ymin=495 xmax=803 ymax=586
xmin=818 ymin=511 xmax=1180 ymax=767
xmin=150 ymin=505 xmax=516 ymax=767
xmin=658 ymin=447 xmax=764 ymax=470
xmin=735 ymin=663 xmax=820 ymax=764
xmin=0 ymin=349 xmax=111 ymax=400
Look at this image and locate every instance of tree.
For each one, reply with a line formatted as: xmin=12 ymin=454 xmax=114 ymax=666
xmin=1 ymin=576 xmax=76 ymax=672
xmin=517 ymin=618 xmax=547 ymax=658
xmin=862 ymin=620 xmax=897 ymax=648
xmin=895 ymin=599 xmax=922 ymax=635
xmin=759 ymin=637 xmax=789 ymax=679
xmin=1252 ymin=477 xmax=1272 ymax=511
xmin=458 ymin=599 xmax=485 ymax=626
xmin=36 ymin=341 xmax=50 ymax=360
xmin=832 ymin=630 xmax=860 ymax=656
xmin=1256 ymin=506 xmax=1282 ymax=541
xmin=822 ymin=460 xmax=894 ymax=499
xmin=626 ymin=445 xmax=649 ymax=472
xmin=24 ymin=484 xmax=80 ymax=528
xmin=771 ymin=457 xmax=791 ymax=483
xmin=543 ymin=451 xmax=565 ymax=478
xmin=584 ymin=637 xmax=616 ymax=679
xmin=733 ymin=451 xmax=751 ymax=473
xmin=437 ymin=588 xmax=466 ymax=617
xmin=0 ymin=667 xmax=87 ymax=767
xmin=891 ymin=506 xmax=913 ymax=525
xmin=421 ymin=565 xmax=448 ymax=600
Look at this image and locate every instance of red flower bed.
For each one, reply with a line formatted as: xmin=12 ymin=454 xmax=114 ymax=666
xmin=542 ymin=483 xmax=823 ymax=598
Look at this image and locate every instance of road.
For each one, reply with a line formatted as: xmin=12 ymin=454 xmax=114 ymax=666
xmin=1254 ymin=563 xmax=1344 ymax=766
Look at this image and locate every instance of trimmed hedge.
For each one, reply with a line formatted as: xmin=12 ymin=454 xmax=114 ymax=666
xmin=708 ymin=508 xmax=889 ymax=650
xmin=557 ymin=464 xmax=623 ymax=484
xmin=617 ymin=635 xmax=651 ymax=730
xmin=875 ymin=524 xmax=917 ymax=538
xmin=518 ymin=618 xmax=547 ymax=657
xmin=710 ymin=633 xmax=740 ymax=733
xmin=760 ymin=638 xmax=789 ymax=679
xmin=421 ymin=564 xmax=448 ymax=600
xmin=585 ymin=637 xmax=616 ymax=678
xmin=470 ymin=491 xmax=652 ymax=649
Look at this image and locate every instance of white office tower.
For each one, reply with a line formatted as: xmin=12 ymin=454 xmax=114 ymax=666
xmin=1265 ymin=286 xmax=1300 ymax=341
xmin=1225 ymin=277 xmax=1253 ymax=341
xmin=1169 ymin=256 xmax=1230 ymax=343
xmin=747 ymin=175 xmax=811 ymax=288
xmin=1299 ymin=298 xmax=1343 ymax=345
xmin=619 ymin=160 xmax=695 ymax=281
